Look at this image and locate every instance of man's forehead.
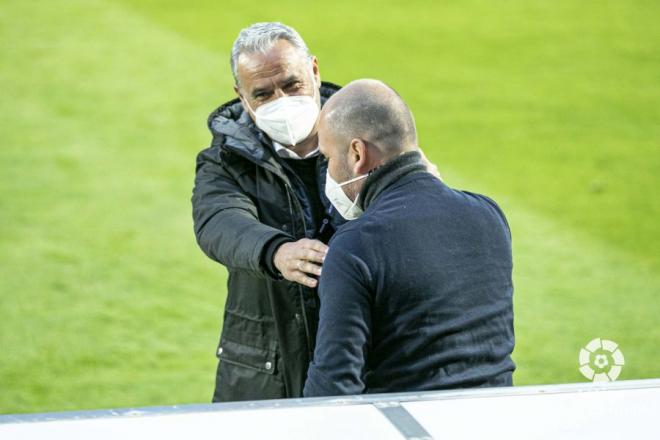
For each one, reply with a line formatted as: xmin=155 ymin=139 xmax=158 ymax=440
xmin=236 ymin=40 xmax=308 ymax=86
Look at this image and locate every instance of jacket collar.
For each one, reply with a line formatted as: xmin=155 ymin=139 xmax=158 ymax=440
xmin=207 ymin=82 xmax=341 ymax=172
xmin=358 ymin=151 xmax=427 ymax=211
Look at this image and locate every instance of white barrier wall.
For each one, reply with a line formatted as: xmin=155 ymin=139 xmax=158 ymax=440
xmin=1 ymin=379 xmax=658 ymax=439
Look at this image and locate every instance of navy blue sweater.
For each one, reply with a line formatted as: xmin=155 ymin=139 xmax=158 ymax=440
xmin=303 ymin=151 xmax=515 ymax=397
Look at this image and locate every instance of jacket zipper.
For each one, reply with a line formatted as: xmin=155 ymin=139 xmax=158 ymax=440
xmin=222 ymin=146 xmax=316 ymax=363
xmin=284 ymin=183 xmax=314 ymax=361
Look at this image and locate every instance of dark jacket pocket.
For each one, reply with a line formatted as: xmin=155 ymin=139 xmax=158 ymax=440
xmin=214 ymin=338 xmax=285 ymax=402
xmin=217 ymin=338 xmax=277 ymax=374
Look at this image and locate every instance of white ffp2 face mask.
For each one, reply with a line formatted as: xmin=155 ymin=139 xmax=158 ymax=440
xmin=324 ymin=170 xmax=368 ymax=220
xmin=246 ymin=91 xmax=320 ymax=147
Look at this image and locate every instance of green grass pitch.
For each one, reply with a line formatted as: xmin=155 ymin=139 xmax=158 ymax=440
xmin=1 ymin=0 xmax=658 ymax=413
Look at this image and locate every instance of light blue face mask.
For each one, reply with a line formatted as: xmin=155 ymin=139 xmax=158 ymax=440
xmin=324 ymin=170 xmax=368 ymax=220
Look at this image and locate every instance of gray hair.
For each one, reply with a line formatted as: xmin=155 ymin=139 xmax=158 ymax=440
xmin=230 ymin=22 xmax=312 ymax=85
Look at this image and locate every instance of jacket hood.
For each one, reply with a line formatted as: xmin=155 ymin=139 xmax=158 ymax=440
xmin=207 ymin=81 xmax=341 ymax=164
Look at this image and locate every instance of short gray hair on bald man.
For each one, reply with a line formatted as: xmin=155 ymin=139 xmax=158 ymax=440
xmin=230 ymin=22 xmax=312 ymax=85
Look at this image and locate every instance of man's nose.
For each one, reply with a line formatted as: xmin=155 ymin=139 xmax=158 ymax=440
xmin=274 ymin=88 xmax=287 ymax=99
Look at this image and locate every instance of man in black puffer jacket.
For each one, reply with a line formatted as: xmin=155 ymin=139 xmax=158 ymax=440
xmin=192 ymin=22 xmax=346 ymax=402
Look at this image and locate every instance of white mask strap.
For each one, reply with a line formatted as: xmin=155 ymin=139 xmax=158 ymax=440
xmin=338 ymin=173 xmax=368 ymax=187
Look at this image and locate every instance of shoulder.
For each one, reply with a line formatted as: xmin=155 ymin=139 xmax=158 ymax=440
xmin=457 ymin=190 xmax=511 ymax=236
xmin=196 ymin=144 xmax=222 ymax=167
xmin=326 ymin=215 xmax=381 ymax=268
xmin=321 ymin=225 xmax=374 ymax=295
xmin=328 ymin=221 xmax=365 ymax=253
xmin=206 ymin=98 xmax=245 ymax=133
xmin=460 ymin=190 xmax=506 ymax=217
xmin=195 ymin=145 xmax=255 ymax=191
xmin=327 ymin=214 xmax=383 ymax=266
xmin=195 ymin=144 xmax=237 ymax=173
xmin=195 ymin=142 xmax=255 ymax=179
xmin=329 ymin=203 xmax=390 ymax=246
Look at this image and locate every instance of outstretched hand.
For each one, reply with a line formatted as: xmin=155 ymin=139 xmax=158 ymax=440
xmin=273 ymin=238 xmax=329 ymax=288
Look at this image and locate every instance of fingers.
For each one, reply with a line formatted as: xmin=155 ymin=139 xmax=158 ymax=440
xmin=274 ymin=239 xmax=328 ymax=288
xmin=297 ymin=238 xmax=328 ymax=254
xmin=296 ymin=248 xmax=326 ymax=264
xmin=290 ymin=270 xmax=318 ymax=288
xmin=286 ymin=259 xmax=321 ymax=277
xmin=306 ymin=239 xmax=329 ymax=254
xmin=292 ymin=239 xmax=327 ymax=264
xmin=294 ymin=260 xmax=322 ymax=276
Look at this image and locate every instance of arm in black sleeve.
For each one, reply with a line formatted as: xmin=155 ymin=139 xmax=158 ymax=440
xmin=192 ymin=146 xmax=293 ymax=278
xmin=303 ymin=231 xmax=373 ymax=397
xmin=261 ymin=235 xmax=295 ymax=279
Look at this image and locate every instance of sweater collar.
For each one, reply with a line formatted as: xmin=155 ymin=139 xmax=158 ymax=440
xmin=358 ymin=151 xmax=427 ymax=211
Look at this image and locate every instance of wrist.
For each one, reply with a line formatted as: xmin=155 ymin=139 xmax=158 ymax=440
xmin=262 ymin=235 xmax=294 ymax=279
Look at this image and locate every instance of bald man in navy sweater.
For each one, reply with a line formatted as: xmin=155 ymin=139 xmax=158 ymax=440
xmin=303 ymin=79 xmax=515 ymax=397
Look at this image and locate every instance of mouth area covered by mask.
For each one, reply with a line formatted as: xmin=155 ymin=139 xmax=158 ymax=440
xmin=324 ymin=170 xmax=368 ymax=220
xmin=246 ymin=88 xmax=320 ymax=147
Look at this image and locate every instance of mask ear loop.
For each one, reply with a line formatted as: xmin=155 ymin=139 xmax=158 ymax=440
xmin=338 ymin=173 xmax=369 ymax=215
xmin=343 ymin=167 xmax=377 ymax=213
xmin=347 ymin=191 xmax=361 ymax=213
xmin=338 ymin=173 xmax=368 ymax=187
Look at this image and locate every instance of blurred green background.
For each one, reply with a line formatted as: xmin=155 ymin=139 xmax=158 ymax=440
xmin=1 ymin=0 xmax=658 ymax=414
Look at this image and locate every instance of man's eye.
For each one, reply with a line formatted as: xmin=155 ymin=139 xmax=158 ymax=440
xmin=285 ymin=82 xmax=302 ymax=90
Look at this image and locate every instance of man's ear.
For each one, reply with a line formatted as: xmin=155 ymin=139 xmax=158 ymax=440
xmin=310 ymin=56 xmax=321 ymax=85
xmin=350 ymin=139 xmax=371 ymax=175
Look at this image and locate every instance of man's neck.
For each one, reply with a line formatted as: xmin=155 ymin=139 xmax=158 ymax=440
xmin=289 ymin=132 xmax=318 ymax=157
